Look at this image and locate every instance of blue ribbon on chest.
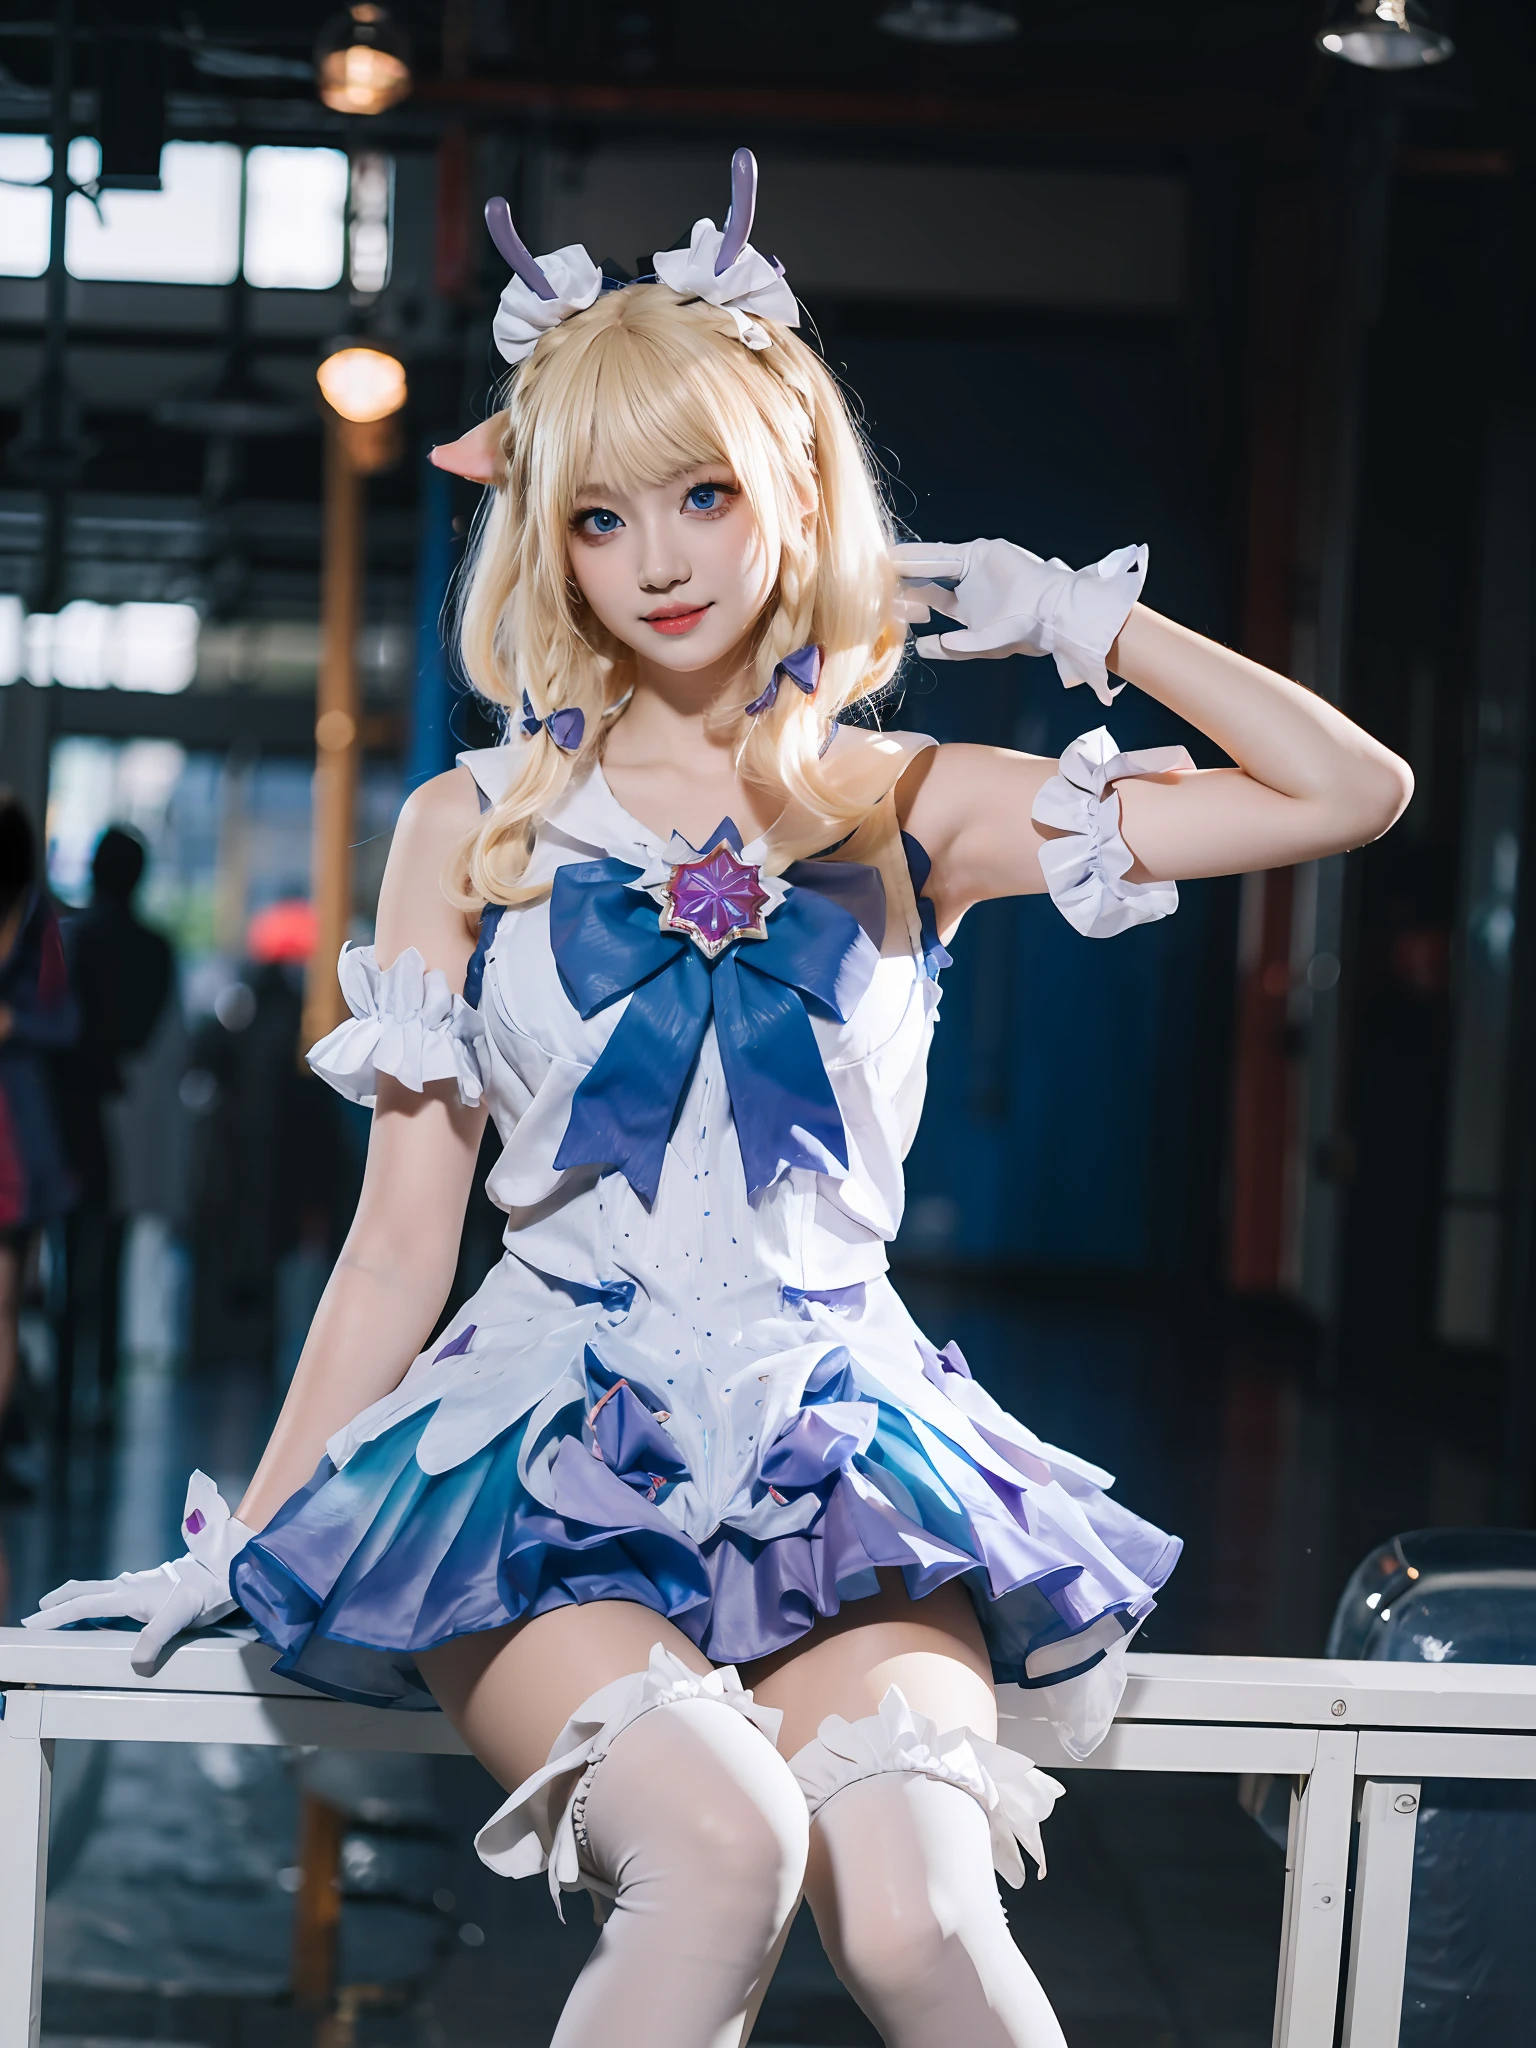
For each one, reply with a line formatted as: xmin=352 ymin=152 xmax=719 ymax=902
xmin=548 ymin=849 xmax=885 ymax=1205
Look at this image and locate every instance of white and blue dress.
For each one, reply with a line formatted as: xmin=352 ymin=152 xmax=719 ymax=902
xmin=232 ymin=722 xmax=1184 ymax=1761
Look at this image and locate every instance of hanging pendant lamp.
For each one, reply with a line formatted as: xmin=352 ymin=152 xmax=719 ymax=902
xmin=1316 ymin=0 xmax=1454 ymax=69
xmin=315 ymin=4 xmax=413 ymax=115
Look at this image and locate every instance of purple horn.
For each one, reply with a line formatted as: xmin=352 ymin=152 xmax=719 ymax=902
xmin=484 ymin=197 xmax=558 ymax=304
xmin=715 ymin=147 xmax=757 ymax=276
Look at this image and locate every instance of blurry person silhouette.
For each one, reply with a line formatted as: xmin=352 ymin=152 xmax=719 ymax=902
xmin=185 ymin=900 xmax=357 ymax=1374
xmin=0 ymin=792 xmax=78 ymax=1502
xmin=53 ymin=826 xmax=173 ymax=1437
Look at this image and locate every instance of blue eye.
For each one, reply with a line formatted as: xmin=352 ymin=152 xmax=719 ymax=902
xmin=582 ymin=507 xmax=622 ymax=534
xmin=687 ymin=484 xmax=722 ymax=512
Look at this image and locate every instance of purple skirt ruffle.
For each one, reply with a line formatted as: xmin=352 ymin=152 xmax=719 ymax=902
xmin=233 ymin=1342 xmax=1180 ymax=1713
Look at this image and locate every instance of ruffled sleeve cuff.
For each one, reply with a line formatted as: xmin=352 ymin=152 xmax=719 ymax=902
xmin=306 ymin=943 xmax=487 ymax=1108
xmin=1032 ymin=727 xmax=1193 ymax=939
xmin=1048 ymin=542 xmax=1147 ymax=708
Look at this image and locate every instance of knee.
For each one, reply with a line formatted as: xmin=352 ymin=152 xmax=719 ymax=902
xmin=824 ymin=1874 xmax=955 ymax=2013
xmin=586 ymin=1698 xmax=809 ymax=1934
xmin=810 ymin=1773 xmax=1006 ymax=2017
xmin=663 ymin=1752 xmax=809 ymax=1929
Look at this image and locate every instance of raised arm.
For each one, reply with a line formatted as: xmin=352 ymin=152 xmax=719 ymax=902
xmin=894 ymin=543 xmax=1412 ymax=933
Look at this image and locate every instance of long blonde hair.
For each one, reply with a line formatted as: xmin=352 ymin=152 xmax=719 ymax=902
xmin=451 ymin=283 xmax=904 ymax=907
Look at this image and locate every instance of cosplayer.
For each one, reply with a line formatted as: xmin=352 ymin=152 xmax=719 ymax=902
xmin=28 ymin=153 xmax=1411 ymax=2048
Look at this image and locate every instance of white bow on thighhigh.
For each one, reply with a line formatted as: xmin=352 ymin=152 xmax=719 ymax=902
xmin=492 ymin=244 xmax=604 ymax=366
xmin=652 ymin=219 xmax=799 ymax=350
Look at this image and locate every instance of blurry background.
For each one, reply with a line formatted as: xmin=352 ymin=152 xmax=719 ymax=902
xmin=0 ymin=2 xmax=1533 ymax=2045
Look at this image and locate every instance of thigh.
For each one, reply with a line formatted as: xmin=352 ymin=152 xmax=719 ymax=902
xmin=416 ymin=1598 xmax=712 ymax=1793
xmin=742 ymin=1572 xmax=996 ymax=1758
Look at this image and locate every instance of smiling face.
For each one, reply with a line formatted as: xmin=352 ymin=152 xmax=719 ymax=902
xmin=565 ymin=463 xmax=776 ymax=683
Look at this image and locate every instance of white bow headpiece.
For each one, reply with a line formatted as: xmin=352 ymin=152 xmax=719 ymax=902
xmin=487 ymin=148 xmax=799 ymax=368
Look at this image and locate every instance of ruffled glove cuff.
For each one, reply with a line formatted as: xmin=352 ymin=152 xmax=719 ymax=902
xmin=474 ymin=1644 xmax=783 ymax=1912
xmin=307 ymin=943 xmax=486 ymax=1108
xmin=896 ymin=537 xmax=1147 ymax=707
xmin=178 ymin=1469 xmax=258 ymax=1599
xmin=788 ymin=1685 xmax=1064 ymax=1887
xmin=1033 ymin=727 xmax=1192 ymax=939
xmin=22 ymin=1472 xmax=256 ymax=1674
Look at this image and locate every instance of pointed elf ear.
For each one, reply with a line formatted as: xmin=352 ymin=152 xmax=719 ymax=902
xmin=429 ymin=412 xmax=509 ymax=484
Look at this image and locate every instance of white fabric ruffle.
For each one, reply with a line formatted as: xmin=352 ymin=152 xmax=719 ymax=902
xmin=179 ymin=1471 xmax=258 ymax=1601
xmin=1021 ymin=1623 xmax=1136 ymax=1760
xmin=789 ymin=1684 xmax=1064 ymax=1888
xmin=651 ymin=218 xmax=799 ymax=350
xmin=1032 ymin=727 xmax=1193 ymax=939
xmin=1048 ymin=543 xmax=1148 ymax=705
xmin=894 ymin=538 xmax=1146 ymax=706
xmin=307 ymin=944 xmax=486 ymax=1108
xmin=492 ymin=244 xmax=604 ymax=366
xmin=474 ymin=1644 xmax=783 ymax=1910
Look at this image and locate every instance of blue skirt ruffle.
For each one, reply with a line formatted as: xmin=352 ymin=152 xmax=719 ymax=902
xmin=233 ymin=1340 xmax=1181 ymax=1715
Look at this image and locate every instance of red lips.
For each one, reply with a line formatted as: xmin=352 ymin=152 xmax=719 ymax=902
xmin=643 ymin=604 xmax=711 ymax=636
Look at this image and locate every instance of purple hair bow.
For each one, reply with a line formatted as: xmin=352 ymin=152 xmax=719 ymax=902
xmin=521 ymin=692 xmax=585 ymax=752
xmin=745 ymin=644 xmax=821 ymax=718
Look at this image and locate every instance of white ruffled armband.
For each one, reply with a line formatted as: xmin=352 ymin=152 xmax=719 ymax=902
xmin=306 ymin=943 xmax=486 ymax=1108
xmin=1033 ymin=727 xmax=1193 ymax=939
xmin=789 ymin=1686 xmax=1064 ymax=1887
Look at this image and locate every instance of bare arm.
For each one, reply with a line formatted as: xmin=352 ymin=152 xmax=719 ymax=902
xmin=899 ymin=605 xmax=1413 ymax=932
xmin=237 ymin=766 xmax=487 ymax=1531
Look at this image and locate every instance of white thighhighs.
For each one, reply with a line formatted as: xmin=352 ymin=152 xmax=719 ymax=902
xmin=790 ymin=1687 xmax=1070 ymax=2048
xmin=476 ymin=1647 xmax=809 ymax=2048
xmin=474 ymin=1651 xmax=1069 ymax=2048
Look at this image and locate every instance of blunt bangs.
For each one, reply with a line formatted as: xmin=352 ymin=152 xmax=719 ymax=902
xmin=527 ymin=288 xmax=799 ymax=559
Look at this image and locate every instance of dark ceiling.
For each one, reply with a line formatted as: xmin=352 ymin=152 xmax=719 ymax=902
xmin=0 ymin=2 xmax=1527 ymax=150
xmin=0 ymin=0 xmax=1526 ymax=662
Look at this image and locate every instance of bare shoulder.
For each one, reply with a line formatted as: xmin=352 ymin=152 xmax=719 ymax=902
xmin=821 ymin=725 xmax=938 ymax=810
xmin=394 ymin=764 xmax=483 ymax=848
xmin=376 ymin=766 xmax=482 ymax=980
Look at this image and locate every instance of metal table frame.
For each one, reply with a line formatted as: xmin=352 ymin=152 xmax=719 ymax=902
xmin=5 ymin=1634 xmax=1535 ymax=2048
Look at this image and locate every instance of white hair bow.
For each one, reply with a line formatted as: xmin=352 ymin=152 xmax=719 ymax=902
xmin=485 ymin=149 xmax=797 ymax=370
xmin=490 ymin=238 xmax=604 ymax=368
xmin=651 ymin=212 xmax=798 ymax=350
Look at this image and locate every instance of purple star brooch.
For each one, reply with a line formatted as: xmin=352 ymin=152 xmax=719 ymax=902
xmin=659 ymin=830 xmax=771 ymax=961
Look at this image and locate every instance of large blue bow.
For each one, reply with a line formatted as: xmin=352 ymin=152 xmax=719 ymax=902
xmin=549 ymin=848 xmax=884 ymax=1204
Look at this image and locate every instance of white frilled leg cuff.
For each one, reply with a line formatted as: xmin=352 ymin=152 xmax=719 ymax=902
xmin=1032 ymin=726 xmax=1194 ymax=939
xmin=473 ymin=1644 xmax=784 ymax=1915
xmin=788 ymin=1685 xmax=1065 ymax=1888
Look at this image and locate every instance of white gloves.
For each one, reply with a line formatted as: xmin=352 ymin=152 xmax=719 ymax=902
xmin=893 ymin=536 xmax=1148 ymax=707
xmin=23 ymin=1470 xmax=257 ymax=1675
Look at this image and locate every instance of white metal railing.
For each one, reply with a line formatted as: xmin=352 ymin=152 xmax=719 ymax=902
xmin=3 ymin=1630 xmax=1535 ymax=2048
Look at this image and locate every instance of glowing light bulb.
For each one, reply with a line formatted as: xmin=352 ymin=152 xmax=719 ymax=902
xmin=315 ymin=4 xmax=413 ymax=116
xmin=316 ymin=344 xmax=407 ymax=424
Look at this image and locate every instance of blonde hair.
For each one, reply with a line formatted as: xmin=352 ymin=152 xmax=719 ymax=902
xmin=451 ymin=283 xmax=904 ymax=908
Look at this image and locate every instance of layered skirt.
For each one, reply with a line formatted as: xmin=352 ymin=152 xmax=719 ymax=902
xmin=233 ymin=1254 xmax=1179 ymax=1759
